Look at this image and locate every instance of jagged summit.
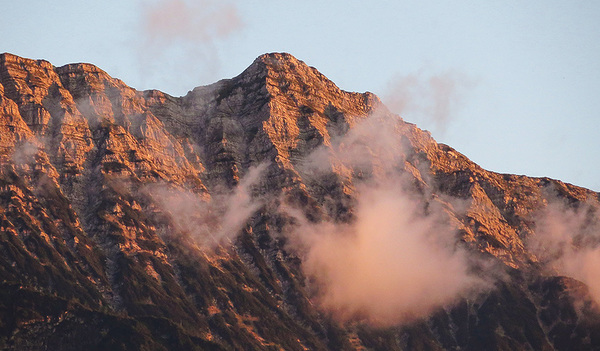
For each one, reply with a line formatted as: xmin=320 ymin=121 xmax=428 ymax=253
xmin=0 ymin=52 xmax=599 ymax=350
xmin=254 ymin=52 xmax=348 ymax=93
xmin=0 ymin=52 xmax=53 ymax=67
xmin=238 ymin=52 xmax=337 ymax=86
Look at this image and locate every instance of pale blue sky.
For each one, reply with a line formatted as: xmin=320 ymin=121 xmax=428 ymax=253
xmin=2 ymin=0 xmax=599 ymax=190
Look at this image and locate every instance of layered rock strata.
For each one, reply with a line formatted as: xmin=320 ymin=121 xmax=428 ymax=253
xmin=0 ymin=52 xmax=598 ymax=350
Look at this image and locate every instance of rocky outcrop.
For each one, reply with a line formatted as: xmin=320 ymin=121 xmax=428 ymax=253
xmin=0 ymin=52 xmax=599 ymax=350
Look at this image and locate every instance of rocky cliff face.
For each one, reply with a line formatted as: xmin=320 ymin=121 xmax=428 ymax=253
xmin=0 ymin=52 xmax=599 ymax=350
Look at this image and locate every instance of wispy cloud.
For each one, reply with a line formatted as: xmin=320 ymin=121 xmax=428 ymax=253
xmin=143 ymin=163 xmax=267 ymax=249
xmin=383 ymin=69 xmax=474 ymax=136
xmin=142 ymin=0 xmax=242 ymax=45
xmin=528 ymin=199 xmax=600 ymax=304
xmin=283 ymin=110 xmax=493 ymax=326
xmin=136 ymin=0 xmax=244 ymax=94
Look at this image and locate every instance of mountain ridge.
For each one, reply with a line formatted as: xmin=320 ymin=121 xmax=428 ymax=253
xmin=0 ymin=51 xmax=599 ymax=350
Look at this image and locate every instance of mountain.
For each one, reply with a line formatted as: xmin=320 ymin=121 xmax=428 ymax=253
xmin=0 ymin=51 xmax=599 ymax=350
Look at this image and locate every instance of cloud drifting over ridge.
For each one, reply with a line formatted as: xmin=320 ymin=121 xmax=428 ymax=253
xmin=284 ymin=111 xmax=491 ymax=326
xmin=143 ymin=163 xmax=267 ymax=249
xmin=528 ymin=199 xmax=600 ymax=304
xmin=286 ymin=183 xmax=486 ymax=325
xmin=383 ymin=69 xmax=473 ymax=136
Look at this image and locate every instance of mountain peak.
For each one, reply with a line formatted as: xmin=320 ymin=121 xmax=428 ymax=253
xmin=252 ymin=52 xmax=308 ymax=72
xmin=0 ymin=52 xmax=53 ymax=68
xmin=255 ymin=52 xmax=322 ymax=77
xmin=256 ymin=51 xmax=301 ymax=64
xmin=1 ymin=52 xmax=600 ymax=350
xmin=254 ymin=52 xmax=345 ymax=93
